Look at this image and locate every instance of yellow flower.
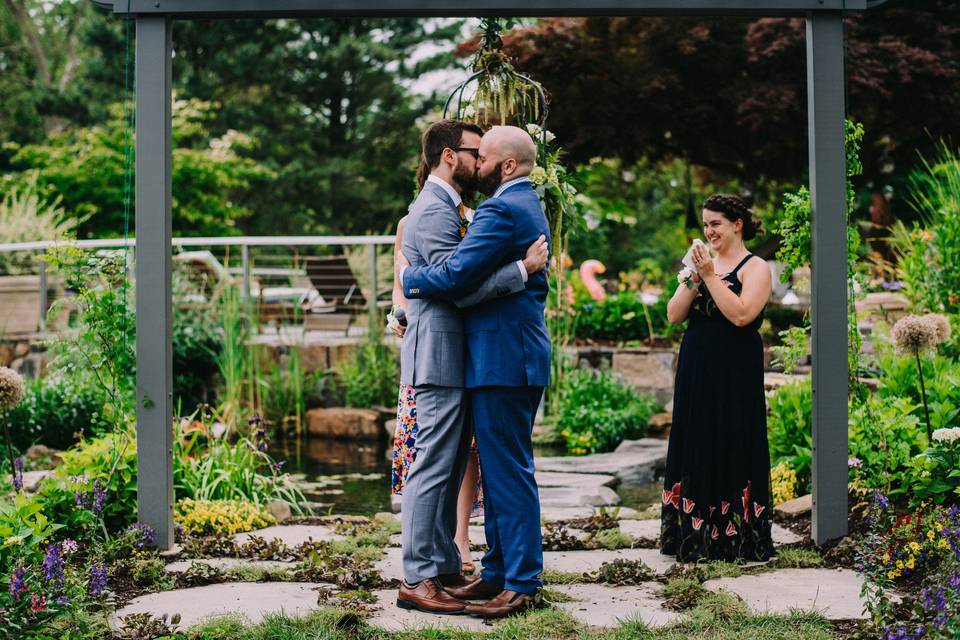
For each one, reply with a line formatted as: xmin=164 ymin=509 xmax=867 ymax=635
xmin=896 ymin=560 xmax=904 ymax=570
xmin=909 ymin=542 xmax=920 ymax=553
xmin=905 ymin=557 xmax=915 ymax=569
xmin=887 ymin=570 xmax=899 ymax=580
xmin=927 ymin=530 xmax=935 ymax=541
xmin=882 ymin=553 xmax=890 ymax=564
xmin=938 ymin=538 xmax=950 ymax=550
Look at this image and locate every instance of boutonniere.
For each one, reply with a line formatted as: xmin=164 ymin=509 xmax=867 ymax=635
xmin=457 ymin=206 xmax=470 ymax=238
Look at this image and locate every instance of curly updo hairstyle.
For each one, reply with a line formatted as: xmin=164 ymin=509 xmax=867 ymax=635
xmin=702 ymin=194 xmax=764 ymax=241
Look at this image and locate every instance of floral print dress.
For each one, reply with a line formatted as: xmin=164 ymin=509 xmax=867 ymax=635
xmin=660 ymin=254 xmax=774 ymax=562
xmin=390 ymin=383 xmax=483 ymax=511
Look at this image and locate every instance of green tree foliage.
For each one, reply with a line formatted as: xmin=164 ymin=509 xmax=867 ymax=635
xmin=170 ymin=18 xmax=464 ymax=235
xmin=3 ymin=99 xmax=272 ymax=237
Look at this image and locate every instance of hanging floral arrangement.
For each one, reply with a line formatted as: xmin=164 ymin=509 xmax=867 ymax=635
xmin=445 ymin=18 xmax=583 ymax=414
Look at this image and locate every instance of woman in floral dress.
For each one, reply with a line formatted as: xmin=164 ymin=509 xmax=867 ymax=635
xmin=388 ymin=186 xmax=482 ymax=574
xmin=661 ymin=194 xmax=775 ymax=563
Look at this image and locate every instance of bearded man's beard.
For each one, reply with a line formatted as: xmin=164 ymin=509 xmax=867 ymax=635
xmin=453 ymin=161 xmax=479 ymax=201
xmin=477 ymin=162 xmax=504 ymax=197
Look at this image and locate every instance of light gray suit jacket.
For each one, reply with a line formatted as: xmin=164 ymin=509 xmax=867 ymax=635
xmin=400 ymin=181 xmax=525 ymax=387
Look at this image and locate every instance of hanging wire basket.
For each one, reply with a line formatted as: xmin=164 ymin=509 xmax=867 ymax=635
xmin=443 ymin=69 xmax=550 ymax=128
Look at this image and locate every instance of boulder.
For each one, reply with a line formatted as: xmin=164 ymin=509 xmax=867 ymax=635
xmin=647 ymin=412 xmax=672 ymax=435
xmin=305 ymin=408 xmax=382 ymax=440
xmin=611 ymin=349 xmax=676 ymax=405
xmin=774 ymin=494 xmax=812 ymax=519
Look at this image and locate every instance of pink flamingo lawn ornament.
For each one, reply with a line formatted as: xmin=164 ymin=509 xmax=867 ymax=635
xmin=579 ymin=259 xmax=607 ymax=302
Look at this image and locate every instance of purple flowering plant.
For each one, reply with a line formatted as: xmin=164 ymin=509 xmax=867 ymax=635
xmin=858 ymin=494 xmax=960 ymax=638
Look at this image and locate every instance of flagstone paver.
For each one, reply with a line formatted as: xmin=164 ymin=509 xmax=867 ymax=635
xmin=551 ymin=583 xmax=681 ymax=628
xmin=232 ymin=524 xmax=342 ymax=546
xmin=539 ymin=485 xmax=621 ymax=508
xmin=544 ymin=548 xmax=676 ymax=576
xmin=535 ymin=471 xmax=618 ymax=488
xmin=366 ymin=590 xmax=490 ymax=632
xmin=704 ymin=568 xmax=869 ymax=620
xmin=114 ymin=582 xmax=330 ymax=629
xmin=618 ymin=519 xmax=661 ymax=540
xmin=537 ymin=439 xmax=668 ymax=484
xmin=164 ymin=558 xmax=292 ymax=573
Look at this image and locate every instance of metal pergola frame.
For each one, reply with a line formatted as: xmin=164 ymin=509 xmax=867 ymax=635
xmin=91 ymin=0 xmax=865 ymax=549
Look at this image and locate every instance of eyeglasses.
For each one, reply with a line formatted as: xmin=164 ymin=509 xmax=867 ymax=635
xmin=451 ymin=147 xmax=480 ymax=158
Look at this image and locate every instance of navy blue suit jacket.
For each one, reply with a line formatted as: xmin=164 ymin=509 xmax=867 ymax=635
xmin=403 ymin=181 xmax=551 ymax=389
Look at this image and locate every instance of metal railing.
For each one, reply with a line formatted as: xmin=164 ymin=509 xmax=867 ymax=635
xmin=0 ymin=236 xmax=397 ymax=336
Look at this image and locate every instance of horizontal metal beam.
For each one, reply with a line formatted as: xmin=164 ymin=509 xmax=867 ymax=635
xmin=91 ymin=0 xmax=867 ymax=17
xmin=0 ymin=236 xmax=396 ymax=253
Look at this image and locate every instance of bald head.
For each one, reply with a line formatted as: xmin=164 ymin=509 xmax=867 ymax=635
xmin=481 ymin=126 xmax=537 ymax=176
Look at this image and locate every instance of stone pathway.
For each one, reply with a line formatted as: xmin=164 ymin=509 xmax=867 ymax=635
xmin=116 ymin=453 xmax=863 ymax=633
xmin=114 ymin=582 xmax=329 ymax=628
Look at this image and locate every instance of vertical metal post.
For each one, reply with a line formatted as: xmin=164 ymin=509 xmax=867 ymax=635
xmin=135 ymin=15 xmax=174 ymax=549
xmin=806 ymin=11 xmax=848 ymax=544
xmin=241 ymin=243 xmax=251 ymax=303
xmin=38 ymin=256 xmax=47 ymax=334
xmin=369 ymin=244 xmax=378 ymax=317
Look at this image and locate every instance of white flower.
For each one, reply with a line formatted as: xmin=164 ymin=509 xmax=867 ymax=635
xmin=677 ymin=268 xmax=693 ymax=284
xmin=932 ymin=427 xmax=960 ymax=444
xmin=529 ymin=166 xmax=547 ymax=186
xmin=544 ymin=130 xmax=556 ymax=144
xmin=211 ymin=422 xmax=227 ymax=440
xmin=525 ymin=123 xmax=542 ymax=137
xmin=847 ymin=457 xmax=862 ymax=468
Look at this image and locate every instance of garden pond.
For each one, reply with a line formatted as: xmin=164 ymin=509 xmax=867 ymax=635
xmin=269 ymin=436 xmax=666 ymax=516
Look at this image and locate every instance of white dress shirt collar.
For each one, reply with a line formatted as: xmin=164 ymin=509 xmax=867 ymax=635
xmin=426 ymin=174 xmax=462 ymax=207
xmin=493 ymin=176 xmax=532 ymax=199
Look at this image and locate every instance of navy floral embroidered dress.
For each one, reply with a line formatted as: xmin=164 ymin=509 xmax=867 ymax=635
xmin=660 ymin=254 xmax=774 ymax=562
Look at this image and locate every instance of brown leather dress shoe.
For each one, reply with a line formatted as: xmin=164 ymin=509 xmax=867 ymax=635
xmin=444 ymin=578 xmax=503 ymax=601
xmin=437 ymin=573 xmax=479 ymax=589
xmin=465 ymin=589 xmax=539 ymax=618
xmin=397 ymin=578 xmax=469 ymax=615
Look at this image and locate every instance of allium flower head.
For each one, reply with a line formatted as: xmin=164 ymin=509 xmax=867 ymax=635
xmin=891 ymin=315 xmax=939 ymax=355
xmin=923 ymin=313 xmax=951 ymax=344
xmin=0 ymin=367 xmax=25 ymax=411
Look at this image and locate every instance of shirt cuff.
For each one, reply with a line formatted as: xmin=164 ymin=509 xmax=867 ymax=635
xmin=400 ymin=265 xmax=408 ymax=288
xmin=516 ymin=260 xmax=528 ymax=283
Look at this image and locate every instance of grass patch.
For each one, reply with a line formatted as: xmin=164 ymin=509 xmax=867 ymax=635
xmin=229 ymin=565 xmax=293 ymax=583
xmin=590 ymin=528 xmax=637 ymax=550
xmin=542 ymin=587 xmax=579 ymax=603
xmin=772 ymin=547 xmax=823 ymax=569
xmin=540 ymin=569 xmax=585 ymax=585
xmin=183 ymin=602 xmax=835 ymax=640
xmin=697 ymin=561 xmax=745 ymax=580
xmin=660 ymin=577 xmax=706 ymax=610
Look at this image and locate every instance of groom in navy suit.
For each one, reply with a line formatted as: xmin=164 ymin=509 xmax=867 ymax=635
xmin=401 ymin=125 xmax=551 ymax=618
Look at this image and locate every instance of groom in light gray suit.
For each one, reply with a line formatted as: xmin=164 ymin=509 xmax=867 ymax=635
xmin=396 ymin=120 xmax=548 ymax=615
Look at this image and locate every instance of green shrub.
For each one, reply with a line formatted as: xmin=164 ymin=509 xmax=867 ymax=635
xmin=766 ymin=379 xmax=813 ymax=489
xmin=336 ymin=340 xmax=399 ymax=409
xmin=902 ymin=431 xmax=960 ymax=506
xmin=907 ymin=142 xmax=960 ymax=314
xmin=173 ymin=271 xmax=224 ymax=411
xmin=849 ymin=395 xmax=926 ymax=495
xmin=554 ymin=367 xmax=659 ymax=455
xmin=173 ymin=415 xmax=305 ymax=512
xmin=1 ymin=375 xmax=106 ymax=451
xmin=573 ymin=292 xmax=672 ymax=343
